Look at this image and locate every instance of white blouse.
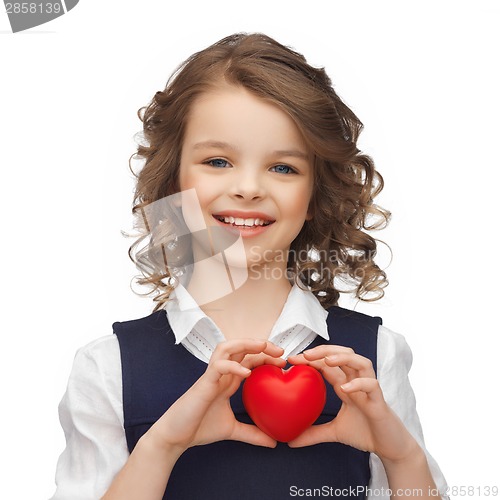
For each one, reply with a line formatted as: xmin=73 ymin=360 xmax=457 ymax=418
xmin=50 ymin=284 xmax=449 ymax=499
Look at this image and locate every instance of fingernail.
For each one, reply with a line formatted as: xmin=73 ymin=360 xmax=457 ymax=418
xmin=340 ymin=382 xmax=352 ymax=390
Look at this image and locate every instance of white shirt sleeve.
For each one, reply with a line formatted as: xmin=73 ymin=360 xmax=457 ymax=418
xmin=367 ymin=325 xmax=449 ymax=500
xmin=50 ymin=335 xmax=129 ymax=500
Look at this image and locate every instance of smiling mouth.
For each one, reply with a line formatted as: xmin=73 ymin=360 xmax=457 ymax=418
xmin=213 ymin=215 xmax=275 ymax=228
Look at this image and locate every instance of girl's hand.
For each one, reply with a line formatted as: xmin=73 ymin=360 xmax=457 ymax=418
xmin=287 ymin=346 xmax=420 ymax=463
xmin=147 ymin=339 xmax=286 ymax=455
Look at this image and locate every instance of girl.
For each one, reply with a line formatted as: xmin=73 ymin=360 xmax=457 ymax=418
xmin=51 ymin=33 xmax=448 ymax=499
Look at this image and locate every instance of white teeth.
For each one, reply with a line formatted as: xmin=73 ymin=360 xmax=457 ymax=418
xmin=218 ymin=216 xmax=269 ymax=227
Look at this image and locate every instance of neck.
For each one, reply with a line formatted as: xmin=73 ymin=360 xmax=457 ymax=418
xmin=185 ymin=257 xmax=293 ymax=339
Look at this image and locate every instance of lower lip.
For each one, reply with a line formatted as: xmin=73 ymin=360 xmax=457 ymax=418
xmin=212 ymin=216 xmax=274 ymax=238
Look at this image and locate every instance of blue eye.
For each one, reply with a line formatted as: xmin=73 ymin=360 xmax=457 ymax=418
xmin=206 ymin=158 xmax=229 ymax=168
xmin=270 ymin=164 xmax=296 ymax=174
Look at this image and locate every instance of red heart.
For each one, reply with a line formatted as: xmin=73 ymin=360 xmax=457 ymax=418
xmin=242 ymin=364 xmax=326 ymax=442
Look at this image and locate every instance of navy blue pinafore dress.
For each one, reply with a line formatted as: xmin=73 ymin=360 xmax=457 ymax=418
xmin=114 ymin=306 xmax=380 ymax=499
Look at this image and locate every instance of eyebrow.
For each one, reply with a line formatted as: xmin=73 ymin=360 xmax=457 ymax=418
xmin=193 ymin=140 xmax=237 ymax=151
xmin=192 ymin=140 xmax=309 ymax=161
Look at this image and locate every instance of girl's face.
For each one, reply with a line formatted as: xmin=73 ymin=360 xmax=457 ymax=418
xmin=178 ymin=84 xmax=314 ymax=269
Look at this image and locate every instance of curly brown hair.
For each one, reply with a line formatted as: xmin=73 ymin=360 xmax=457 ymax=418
xmin=128 ymin=33 xmax=390 ymax=311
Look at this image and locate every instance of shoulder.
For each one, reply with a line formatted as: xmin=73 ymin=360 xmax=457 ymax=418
xmin=71 ymin=312 xmax=168 ymax=371
xmin=376 ymin=324 xmax=413 ymax=373
xmin=325 ymin=305 xmax=382 ymax=343
xmin=326 ymin=304 xmax=381 ymax=321
xmin=326 ymin=305 xmax=382 ymax=331
xmin=69 ymin=335 xmax=122 ymax=389
xmin=112 ymin=309 xmax=168 ymax=336
xmin=74 ymin=334 xmax=120 ymax=362
xmin=60 ymin=335 xmax=123 ymax=422
xmin=324 ymin=305 xmax=381 ymax=370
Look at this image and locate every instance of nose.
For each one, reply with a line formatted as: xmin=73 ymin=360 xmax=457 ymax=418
xmin=228 ymin=166 xmax=266 ymax=201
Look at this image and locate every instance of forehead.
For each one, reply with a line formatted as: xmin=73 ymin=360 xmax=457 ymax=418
xmin=182 ymin=85 xmax=309 ymax=154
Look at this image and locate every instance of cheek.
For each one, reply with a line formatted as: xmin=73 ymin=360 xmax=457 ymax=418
xmin=178 ymin=163 xmax=193 ymax=192
xmin=303 ymin=179 xmax=315 ymax=220
xmin=289 ymin=184 xmax=313 ymax=217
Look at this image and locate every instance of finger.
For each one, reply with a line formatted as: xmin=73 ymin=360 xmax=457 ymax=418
xmin=287 ymin=354 xmax=324 ymax=370
xmin=301 ymin=345 xmax=355 ymax=361
xmin=325 ymin=353 xmax=376 ymax=379
xmin=335 ymin=363 xmax=359 ymax=382
xmin=230 ymin=422 xmax=278 ymax=448
xmin=340 ymin=377 xmax=383 ymax=401
xmin=288 ymin=355 xmax=347 ymax=387
xmin=287 ymin=353 xmax=307 ymax=364
xmin=242 ymin=353 xmax=287 ymax=370
xmin=212 ymin=339 xmax=284 ymax=361
xmin=259 ymin=340 xmax=285 ymax=357
xmin=232 ymin=342 xmax=286 ymax=365
xmin=287 ymin=423 xmax=337 ymax=448
xmin=204 ymin=359 xmax=251 ymax=384
xmin=212 ymin=339 xmax=267 ymax=361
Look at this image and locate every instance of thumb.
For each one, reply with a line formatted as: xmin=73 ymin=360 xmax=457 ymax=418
xmin=287 ymin=423 xmax=338 ymax=448
xmin=230 ymin=422 xmax=278 ymax=448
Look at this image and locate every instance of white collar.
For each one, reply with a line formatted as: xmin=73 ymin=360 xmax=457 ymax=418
xmin=164 ymin=281 xmax=329 ymax=344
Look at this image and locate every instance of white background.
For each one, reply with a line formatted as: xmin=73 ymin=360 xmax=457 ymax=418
xmin=1 ymin=1 xmax=499 ymax=498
